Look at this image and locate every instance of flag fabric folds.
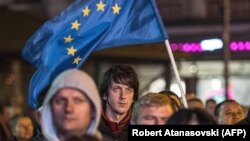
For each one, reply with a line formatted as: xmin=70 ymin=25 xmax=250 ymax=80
xmin=22 ymin=0 xmax=168 ymax=109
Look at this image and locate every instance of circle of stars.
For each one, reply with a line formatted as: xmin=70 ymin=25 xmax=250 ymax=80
xmin=63 ymin=0 xmax=121 ymax=65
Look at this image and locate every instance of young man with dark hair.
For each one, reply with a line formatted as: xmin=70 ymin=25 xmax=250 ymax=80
xmin=98 ymin=65 xmax=139 ymax=141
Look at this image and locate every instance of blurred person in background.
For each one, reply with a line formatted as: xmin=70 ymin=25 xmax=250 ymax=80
xmin=0 ymin=101 xmax=13 ymax=141
xmin=205 ymin=99 xmax=217 ymax=117
xmin=167 ymin=108 xmax=217 ymax=125
xmin=214 ymin=99 xmax=245 ymax=125
xmin=187 ymin=98 xmax=205 ymax=109
xmin=131 ymin=93 xmax=175 ymax=125
xmin=9 ymin=114 xmax=34 ymax=141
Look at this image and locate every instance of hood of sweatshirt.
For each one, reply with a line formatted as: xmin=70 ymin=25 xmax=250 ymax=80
xmin=40 ymin=69 xmax=101 ymax=141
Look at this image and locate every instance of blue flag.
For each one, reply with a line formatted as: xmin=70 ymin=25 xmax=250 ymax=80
xmin=22 ymin=0 xmax=168 ymax=109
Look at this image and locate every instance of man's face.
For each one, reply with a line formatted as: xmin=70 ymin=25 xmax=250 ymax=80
xmin=218 ymin=102 xmax=245 ymax=125
xmin=13 ymin=117 xmax=34 ymax=141
xmin=106 ymin=81 xmax=134 ymax=115
xmin=51 ymin=88 xmax=92 ymax=135
xmin=135 ymin=105 xmax=174 ymax=125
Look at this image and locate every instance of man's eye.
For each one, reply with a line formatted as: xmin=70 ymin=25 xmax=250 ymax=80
xmin=54 ymin=98 xmax=66 ymax=105
xmin=126 ymin=88 xmax=134 ymax=93
xmin=113 ymin=87 xmax=119 ymax=90
xmin=74 ymin=99 xmax=86 ymax=104
xmin=113 ymin=87 xmax=121 ymax=92
xmin=237 ymin=111 xmax=243 ymax=115
xmin=226 ymin=112 xmax=233 ymax=116
xmin=144 ymin=116 xmax=154 ymax=120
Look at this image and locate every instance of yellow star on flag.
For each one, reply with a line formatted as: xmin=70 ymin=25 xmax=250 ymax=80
xmin=73 ymin=56 xmax=81 ymax=64
xmin=71 ymin=20 xmax=81 ymax=30
xmin=67 ymin=46 xmax=77 ymax=56
xmin=112 ymin=3 xmax=121 ymax=14
xmin=64 ymin=35 xmax=73 ymax=43
xmin=96 ymin=1 xmax=106 ymax=11
xmin=82 ymin=6 xmax=91 ymax=16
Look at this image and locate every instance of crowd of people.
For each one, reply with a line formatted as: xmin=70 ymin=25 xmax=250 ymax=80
xmin=0 ymin=64 xmax=249 ymax=141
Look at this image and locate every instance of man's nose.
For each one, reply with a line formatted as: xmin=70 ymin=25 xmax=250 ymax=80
xmin=65 ymin=100 xmax=74 ymax=112
xmin=119 ymin=90 xmax=126 ymax=99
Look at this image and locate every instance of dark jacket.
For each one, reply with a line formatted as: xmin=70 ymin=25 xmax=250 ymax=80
xmin=0 ymin=119 xmax=13 ymax=141
xmin=28 ymin=134 xmax=46 ymax=141
xmin=98 ymin=110 xmax=131 ymax=141
xmin=99 ymin=119 xmax=129 ymax=141
xmin=28 ymin=124 xmax=46 ymax=141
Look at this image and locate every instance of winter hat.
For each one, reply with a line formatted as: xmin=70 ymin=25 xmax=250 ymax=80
xmin=41 ymin=69 xmax=101 ymax=141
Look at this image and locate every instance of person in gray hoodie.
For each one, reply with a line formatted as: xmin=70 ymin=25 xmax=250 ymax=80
xmin=40 ymin=69 xmax=101 ymax=141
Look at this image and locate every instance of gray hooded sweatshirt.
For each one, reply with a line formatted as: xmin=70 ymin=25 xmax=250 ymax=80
xmin=40 ymin=69 xmax=101 ymax=141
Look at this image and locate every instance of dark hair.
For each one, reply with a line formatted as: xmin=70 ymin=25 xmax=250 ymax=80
xmin=9 ymin=114 xmax=34 ymax=132
xmin=187 ymin=98 xmax=203 ymax=104
xmin=0 ymin=101 xmax=11 ymax=114
xmin=99 ymin=65 xmax=139 ymax=105
xmin=247 ymin=110 xmax=250 ymax=123
xmin=205 ymin=99 xmax=216 ymax=106
xmin=187 ymin=98 xmax=204 ymax=108
xmin=167 ymin=108 xmax=217 ymax=125
xmin=0 ymin=102 xmax=3 ymax=114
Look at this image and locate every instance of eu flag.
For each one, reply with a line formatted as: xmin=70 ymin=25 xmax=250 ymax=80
xmin=22 ymin=0 xmax=168 ymax=109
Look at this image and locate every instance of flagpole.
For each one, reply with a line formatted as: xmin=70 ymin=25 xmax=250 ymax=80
xmin=164 ymin=40 xmax=188 ymax=108
xmin=223 ymin=0 xmax=231 ymax=99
